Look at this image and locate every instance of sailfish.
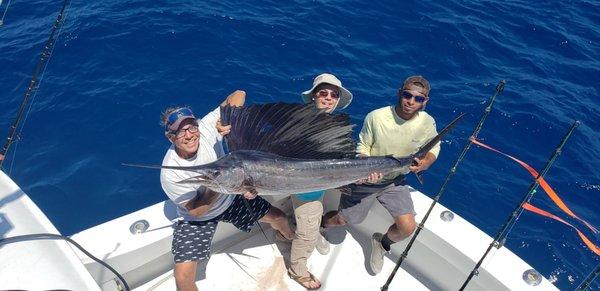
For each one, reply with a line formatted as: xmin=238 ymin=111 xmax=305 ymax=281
xmin=127 ymin=103 xmax=464 ymax=195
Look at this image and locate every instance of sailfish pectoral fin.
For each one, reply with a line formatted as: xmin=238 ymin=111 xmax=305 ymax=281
xmin=240 ymin=177 xmax=259 ymax=196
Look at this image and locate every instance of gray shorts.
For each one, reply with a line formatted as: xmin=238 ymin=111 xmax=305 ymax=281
xmin=338 ymin=182 xmax=415 ymax=225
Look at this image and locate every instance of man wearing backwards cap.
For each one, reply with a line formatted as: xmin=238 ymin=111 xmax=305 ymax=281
xmin=159 ymin=90 xmax=294 ymax=291
xmin=322 ymin=75 xmax=440 ymax=275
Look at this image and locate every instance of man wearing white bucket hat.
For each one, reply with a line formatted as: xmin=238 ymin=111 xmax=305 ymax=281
xmin=283 ymin=73 xmax=353 ymax=289
xmin=301 ymin=73 xmax=353 ymax=113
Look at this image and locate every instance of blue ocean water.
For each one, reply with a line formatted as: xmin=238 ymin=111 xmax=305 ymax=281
xmin=1 ymin=0 xmax=598 ymax=289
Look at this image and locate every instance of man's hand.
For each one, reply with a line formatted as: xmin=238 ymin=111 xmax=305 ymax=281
xmin=243 ymin=191 xmax=258 ymax=200
xmin=216 ymin=120 xmax=231 ymax=136
xmin=356 ymin=172 xmax=383 ymax=184
xmin=220 ymin=90 xmax=246 ymax=107
xmin=409 ymin=155 xmax=434 ymax=173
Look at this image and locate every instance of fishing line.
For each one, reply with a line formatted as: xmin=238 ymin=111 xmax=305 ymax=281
xmin=0 ymin=0 xmax=72 ymax=170
xmin=7 ymin=133 xmax=19 ymax=175
xmin=0 ymin=233 xmax=130 ymax=291
xmin=0 ymin=0 xmax=11 ymax=26
xmin=459 ymin=120 xmax=580 ymax=291
xmin=381 ymin=80 xmax=505 ymax=291
xmin=242 ymin=196 xmax=277 ymax=252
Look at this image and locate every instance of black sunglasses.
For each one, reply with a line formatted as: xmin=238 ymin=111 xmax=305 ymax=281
xmin=400 ymin=90 xmax=426 ymax=103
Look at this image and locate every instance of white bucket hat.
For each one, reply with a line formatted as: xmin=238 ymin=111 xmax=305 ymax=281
xmin=301 ymin=73 xmax=353 ymax=110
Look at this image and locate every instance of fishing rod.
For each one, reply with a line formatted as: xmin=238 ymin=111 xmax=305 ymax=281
xmin=576 ymin=263 xmax=600 ymax=291
xmin=381 ymin=80 xmax=505 ymax=291
xmin=459 ymin=120 xmax=580 ymax=290
xmin=0 ymin=0 xmax=71 ymax=169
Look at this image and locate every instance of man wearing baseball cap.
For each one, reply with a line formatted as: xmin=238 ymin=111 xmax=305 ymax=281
xmin=159 ymin=90 xmax=294 ymax=291
xmin=322 ymin=75 xmax=440 ymax=275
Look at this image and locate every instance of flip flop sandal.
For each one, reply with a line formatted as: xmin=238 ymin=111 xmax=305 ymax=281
xmin=288 ymin=271 xmax=321 ymax=290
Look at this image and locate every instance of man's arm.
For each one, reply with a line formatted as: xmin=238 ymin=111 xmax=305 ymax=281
xmin=217 ymin=90 xmax=246 ymax=135
xmin=183 ymin=189 xmax=221 ymax=217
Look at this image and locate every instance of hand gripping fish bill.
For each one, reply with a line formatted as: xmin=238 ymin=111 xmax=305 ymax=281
xmin=127 ymin=103 xmax=465 ymax=196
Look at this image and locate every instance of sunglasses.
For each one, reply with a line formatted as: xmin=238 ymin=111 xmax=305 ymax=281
xmin=316 ymin=89 xmax=340 ymax=99
xmin=400 ymin=90 xmax=427 ymax=103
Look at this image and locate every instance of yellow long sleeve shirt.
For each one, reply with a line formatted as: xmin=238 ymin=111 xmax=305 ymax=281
xmin=356 ymin=106 xmax=440 ymax=181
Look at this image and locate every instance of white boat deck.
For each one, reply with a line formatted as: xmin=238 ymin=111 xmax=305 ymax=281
xmin=0 ymin=171 xmax=100 ymax=290
xmin=1 ymin=167 xmax=559 ymax=290
xmin=137 ymin=228 xmax=426 ymax=290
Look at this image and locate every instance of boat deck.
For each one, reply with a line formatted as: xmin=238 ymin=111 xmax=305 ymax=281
xmin=136 ymin=227 xmax=426 ymax=290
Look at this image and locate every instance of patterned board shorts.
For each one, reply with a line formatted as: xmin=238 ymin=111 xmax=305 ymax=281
xmin=338 ymin=178 xmax=415 ymax=225
xmin=171 ymin=194 xmax=271 ymax=263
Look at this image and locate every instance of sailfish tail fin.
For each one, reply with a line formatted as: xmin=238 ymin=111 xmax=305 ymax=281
xmin=413 ymin=113 xmax=466 ymax=159
xmin=409 ymin=113 xmax=466 ymax=184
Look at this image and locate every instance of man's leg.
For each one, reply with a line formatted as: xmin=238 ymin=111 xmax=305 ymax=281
xmin=260 ymin=205 xmax=294 ymax=240
xmin=288 ymin=197 xmax=323 ymax=289
xmin=386 ymin=213 xmax=417 ymax=242
xmin=221 ymin=195 xmax=293 ymax=239
xmin=370 ymin=184 xmax=416 ymax=273
xmin=323 ymin=185 xmax=378 ymax=229
xmin=322 ymin=210 xmax=347 ymax=228
xmin=171 ymin=220 xmax=218 ymax=290
xmin=174 ymin=261 xmax=199 ymax=291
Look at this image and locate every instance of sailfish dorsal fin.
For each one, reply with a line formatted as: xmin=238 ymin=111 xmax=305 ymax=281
xmin=220 ymin=103 xmax=355 ymax=159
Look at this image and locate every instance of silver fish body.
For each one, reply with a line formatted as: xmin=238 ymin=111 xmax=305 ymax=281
xmin=174 ymin=150 xmax=412 ymax=195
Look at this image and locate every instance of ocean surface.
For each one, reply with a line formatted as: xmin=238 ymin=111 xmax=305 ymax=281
xmin=1 ymin=0 xmax=598 ymax=289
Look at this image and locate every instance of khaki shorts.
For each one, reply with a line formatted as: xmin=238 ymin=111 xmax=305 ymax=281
xmin=338 ymin=182 xmax=415 ymax=225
